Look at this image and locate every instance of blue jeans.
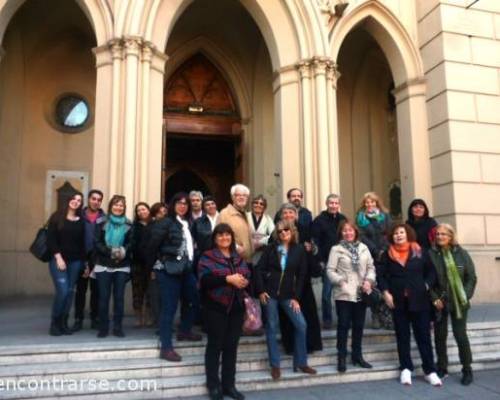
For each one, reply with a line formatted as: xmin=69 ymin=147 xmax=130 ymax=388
xmin=96 ymin=271 xmax=129 ymax=331
xmin=321 ymin=272 xmax=333 ymax=323
xmin=49 ymin=258 xmax=84 ymax=319
xmin=157 ymin=270 xmax=199 ymax=351
xmin=264 ymin=298 xmax=308 ymax=368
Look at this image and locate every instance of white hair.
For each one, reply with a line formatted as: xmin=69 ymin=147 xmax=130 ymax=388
xmin=326 ymin=193 xmax=340 ymax=204
xmin=189 ymin=190 xmax=203 ymax=200
xmin=230 ymin=183 xmax=250 ymax=197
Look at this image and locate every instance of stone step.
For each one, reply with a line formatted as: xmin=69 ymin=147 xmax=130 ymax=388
xmin=2 ymin=352 xmax=500 ymax=399
xmin=1 ymin=333 xmax=499 ymax=383
xmin=1 ymin=321 xmax=499 ymax=365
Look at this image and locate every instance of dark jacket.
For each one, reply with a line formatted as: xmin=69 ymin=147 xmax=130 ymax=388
xmin=131 ymin=220 xmax=150 ymax=266
xmin=94 ymin=217 xmax=133 ymax=268
xmin=198 ymin=248 xmax=251 ymax=313
xmin=428 ymin=245 xmax=477 ymax=311
xmin=377 ymin=248 xmax=436 ymax=312
xmin=191 ymin=215 xmax=214 ymax=257
xmin=146 ymin=216 xmax=184 ymax=270
xmin=406 ymin=217 xmax=437 ymax=250
xmin=82 ymin=207 xmax=106 ymax=258
xmin=311 ymin=211 xmax=347 ymax=263
xmin=254 ymin=242 xmax=307 ymax=301
xmin=357 ymin=212 xmax=392 ymax=261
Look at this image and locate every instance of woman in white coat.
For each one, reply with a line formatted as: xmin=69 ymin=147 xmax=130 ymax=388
xmin=327 ymin=220 xmax=376 ymax=373
xmin=247 ymin=194 xmax=275 ymax=265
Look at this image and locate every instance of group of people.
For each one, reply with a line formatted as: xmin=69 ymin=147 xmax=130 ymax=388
xmin=45 ymin=184 xmax=477 ymax=400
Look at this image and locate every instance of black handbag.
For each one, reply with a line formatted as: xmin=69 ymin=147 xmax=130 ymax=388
xmin=361 ymin=286 xmax=382 ymax=307
xmin=163 ymin=255 xmax=191 ymax=275
xmin=29 ymin=224 xmax=51 ymax=262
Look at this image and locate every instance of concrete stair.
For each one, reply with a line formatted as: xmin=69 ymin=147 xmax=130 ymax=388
xmin=1 ymin=321 xmax=500 ymax=399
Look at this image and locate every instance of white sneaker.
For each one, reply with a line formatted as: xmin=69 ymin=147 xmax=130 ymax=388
xmin=425 ymin=372 xmax=443 ymax=386
xmin=400 ymin=369 xmax=412 ymax=385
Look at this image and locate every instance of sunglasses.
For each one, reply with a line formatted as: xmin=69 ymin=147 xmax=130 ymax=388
xmin=253 ymin=201 xmax=265 ymax=206
xmin=277 ymin=228 xmax=290 ymax=234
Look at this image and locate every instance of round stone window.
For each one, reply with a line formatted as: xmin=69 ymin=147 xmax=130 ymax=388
xmin=55 ymin=95 xmax=90 ymax=132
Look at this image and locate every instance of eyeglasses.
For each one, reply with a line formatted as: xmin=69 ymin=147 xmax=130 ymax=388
xmin=277 ymin=228 xmax=290 ymax=234
xmin=253 ymin=201 xmax=265 ymax=206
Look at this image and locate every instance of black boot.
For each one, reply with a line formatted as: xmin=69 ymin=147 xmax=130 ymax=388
xmin=461 ymin=370 xmax=473 ymax=386
xmin=338 ymin=356 xmax=346 ymax=373
xmin=352 ymin=356 xmax=373 ymax=369
xmin=49 ymin=318 xmax=62 ymax=336
xmin=113 ymin=323 xmax=125 ymax=338
xmin=60 ymin=315 xmax=73 ymax=335
xmin=91 ymin=318 xmax=99 ymax=330
xmin=72 ymin=319 xmax=83 ymax=332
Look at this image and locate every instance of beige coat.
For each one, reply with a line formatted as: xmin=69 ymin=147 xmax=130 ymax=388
xmin=326 ymin=242 xmax=376 ymax=302
xmin=217 ymin=203 xmax=254 ymax=262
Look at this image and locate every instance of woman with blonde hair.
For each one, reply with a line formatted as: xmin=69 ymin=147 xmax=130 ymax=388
xmin=255 ymin=220 xmax=316 ymax=380
xmin=429 ymin=223 xmax=477 ymax=385
xmin=355 ymin=192 xmax=392 ymax=329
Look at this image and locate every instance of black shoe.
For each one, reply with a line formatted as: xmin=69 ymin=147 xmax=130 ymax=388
xmin=113 ymin=328 xmax=125 ymax=338
xmin=352 ymin=357 xmax=372 ymax=369
xmin=437 ymin=368 xmax=449 ymax=379
xmin=461 ymin=370 xmax=473 ymax=386
xmin=49 ymin=318 xmax=62 ymax=336
xmin=91 ymin=319 xmax=99 ymax=330
xmin=72 ymin=319 xmax=83 ymax=332
xmin=207 ymin=386 xmax=223 ymax=400
xmin=222 ymin=387 xmax=245 ymax=400
xmin=60 ymin=315 xmax=73 ymax=335
xmin=338 ymin=356 xmax=346 ymax=373
xmin=97 ymin=330 xmax=108 ymax=338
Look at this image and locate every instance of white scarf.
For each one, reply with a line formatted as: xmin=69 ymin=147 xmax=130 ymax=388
xmin=177 ymin=215 xmax=194 ymax=261
xmin=207 ymin=212 xmax=219 ymax=231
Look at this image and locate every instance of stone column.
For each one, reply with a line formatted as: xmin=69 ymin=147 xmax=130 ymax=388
xmin=326 ymin=62 xmax=341 ymax=196
xmin=145 ymin=46 xmax=168 ymax=203
xmin=296 ymin=60 xmax=316 ymax=212
xmin=138 ymin=42 xmax=153 ymax=201
xmin=313 ymin=57 xmax=331 ymax=211
xmin=91 ymin=40 xmax=119 ymax=198
xmin=393 ymin=78 xmax=433 ymax=212
xmin=122 ymin=36 xmax=141 ymax=209
xmin=273 ymin=67 xmax=302 ymax=204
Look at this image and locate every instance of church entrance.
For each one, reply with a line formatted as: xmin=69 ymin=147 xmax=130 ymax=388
xmin=162 ymin=53 xmax=242 ymax=207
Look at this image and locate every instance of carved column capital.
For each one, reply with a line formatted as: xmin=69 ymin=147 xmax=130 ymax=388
xmin=141 ymin=41 xmax=154 ymax=63
xmin=108 ymin=39 xmax=123 ymax=60
xmin=326 ymin=62 xmax=341 ymax=89
xmin=296 ymin=60 xmax=311 ymax=79
xmin=123 ymin=36 xmax=142 ymax=56
xmin=312 ymin=57 xmax=329 ymax=76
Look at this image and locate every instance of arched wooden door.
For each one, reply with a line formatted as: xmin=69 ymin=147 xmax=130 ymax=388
xmin=162 ymin=53 xmax=242 ymax=207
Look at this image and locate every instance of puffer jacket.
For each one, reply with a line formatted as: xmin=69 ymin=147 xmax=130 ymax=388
xmin=146 ymin=217 xmax=184 ymax=269
xmin=326 ymin=242 xmax=376 ymax=302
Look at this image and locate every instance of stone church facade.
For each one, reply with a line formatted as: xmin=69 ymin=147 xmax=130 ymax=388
xmin=0 ymin=0 xmax=499 ymax=300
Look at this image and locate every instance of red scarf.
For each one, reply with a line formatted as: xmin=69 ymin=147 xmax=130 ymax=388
xmin=388 ymin=242 xmax=421 ymax=267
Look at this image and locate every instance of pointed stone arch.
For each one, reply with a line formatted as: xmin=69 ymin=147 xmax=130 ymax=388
xmin=331 ymin=0 xmax=433 ymax=213
xmin=330 ymin=0 xmax=423 ymax=85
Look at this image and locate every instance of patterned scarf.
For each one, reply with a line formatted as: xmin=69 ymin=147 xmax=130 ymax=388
xmin=105 ymin=214 xmax=127 ymax=247
xmin=443 ymin=249 xmax=468 ymax=319
xmin=356 ymin=208 xmax=386 ymax=228
xmin=340 ymin=240 xmax=361 ymax=272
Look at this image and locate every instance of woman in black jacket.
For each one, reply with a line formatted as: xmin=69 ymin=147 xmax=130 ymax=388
xmin=131 ymin=202 xmax=151 ymax=327
xmin=198 ymin=223 xmax=250 ymax=400
xmin=278 ymin=203 xmax=323 ymax=354
xmin=378 ymin=223 xmax=441 ymax=387
xmin=94 ymin=195 xmax=133 ymax=338
xmin=255 ymin=220 xmax=317 ymax=381
xmin=147 ymin=192 xmax=201 ymax=362
xmin=47 ymin=191 xmax=86 ymax=336
xmin=406 ymin=199 xmax=437 ymax=251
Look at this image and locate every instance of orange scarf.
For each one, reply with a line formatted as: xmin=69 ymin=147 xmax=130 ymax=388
xmin=388 ymin=242 xmax=421 ymax=267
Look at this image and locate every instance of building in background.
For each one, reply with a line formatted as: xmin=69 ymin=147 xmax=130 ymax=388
xmin=0 ymin=0 xmax=499 ymax=300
